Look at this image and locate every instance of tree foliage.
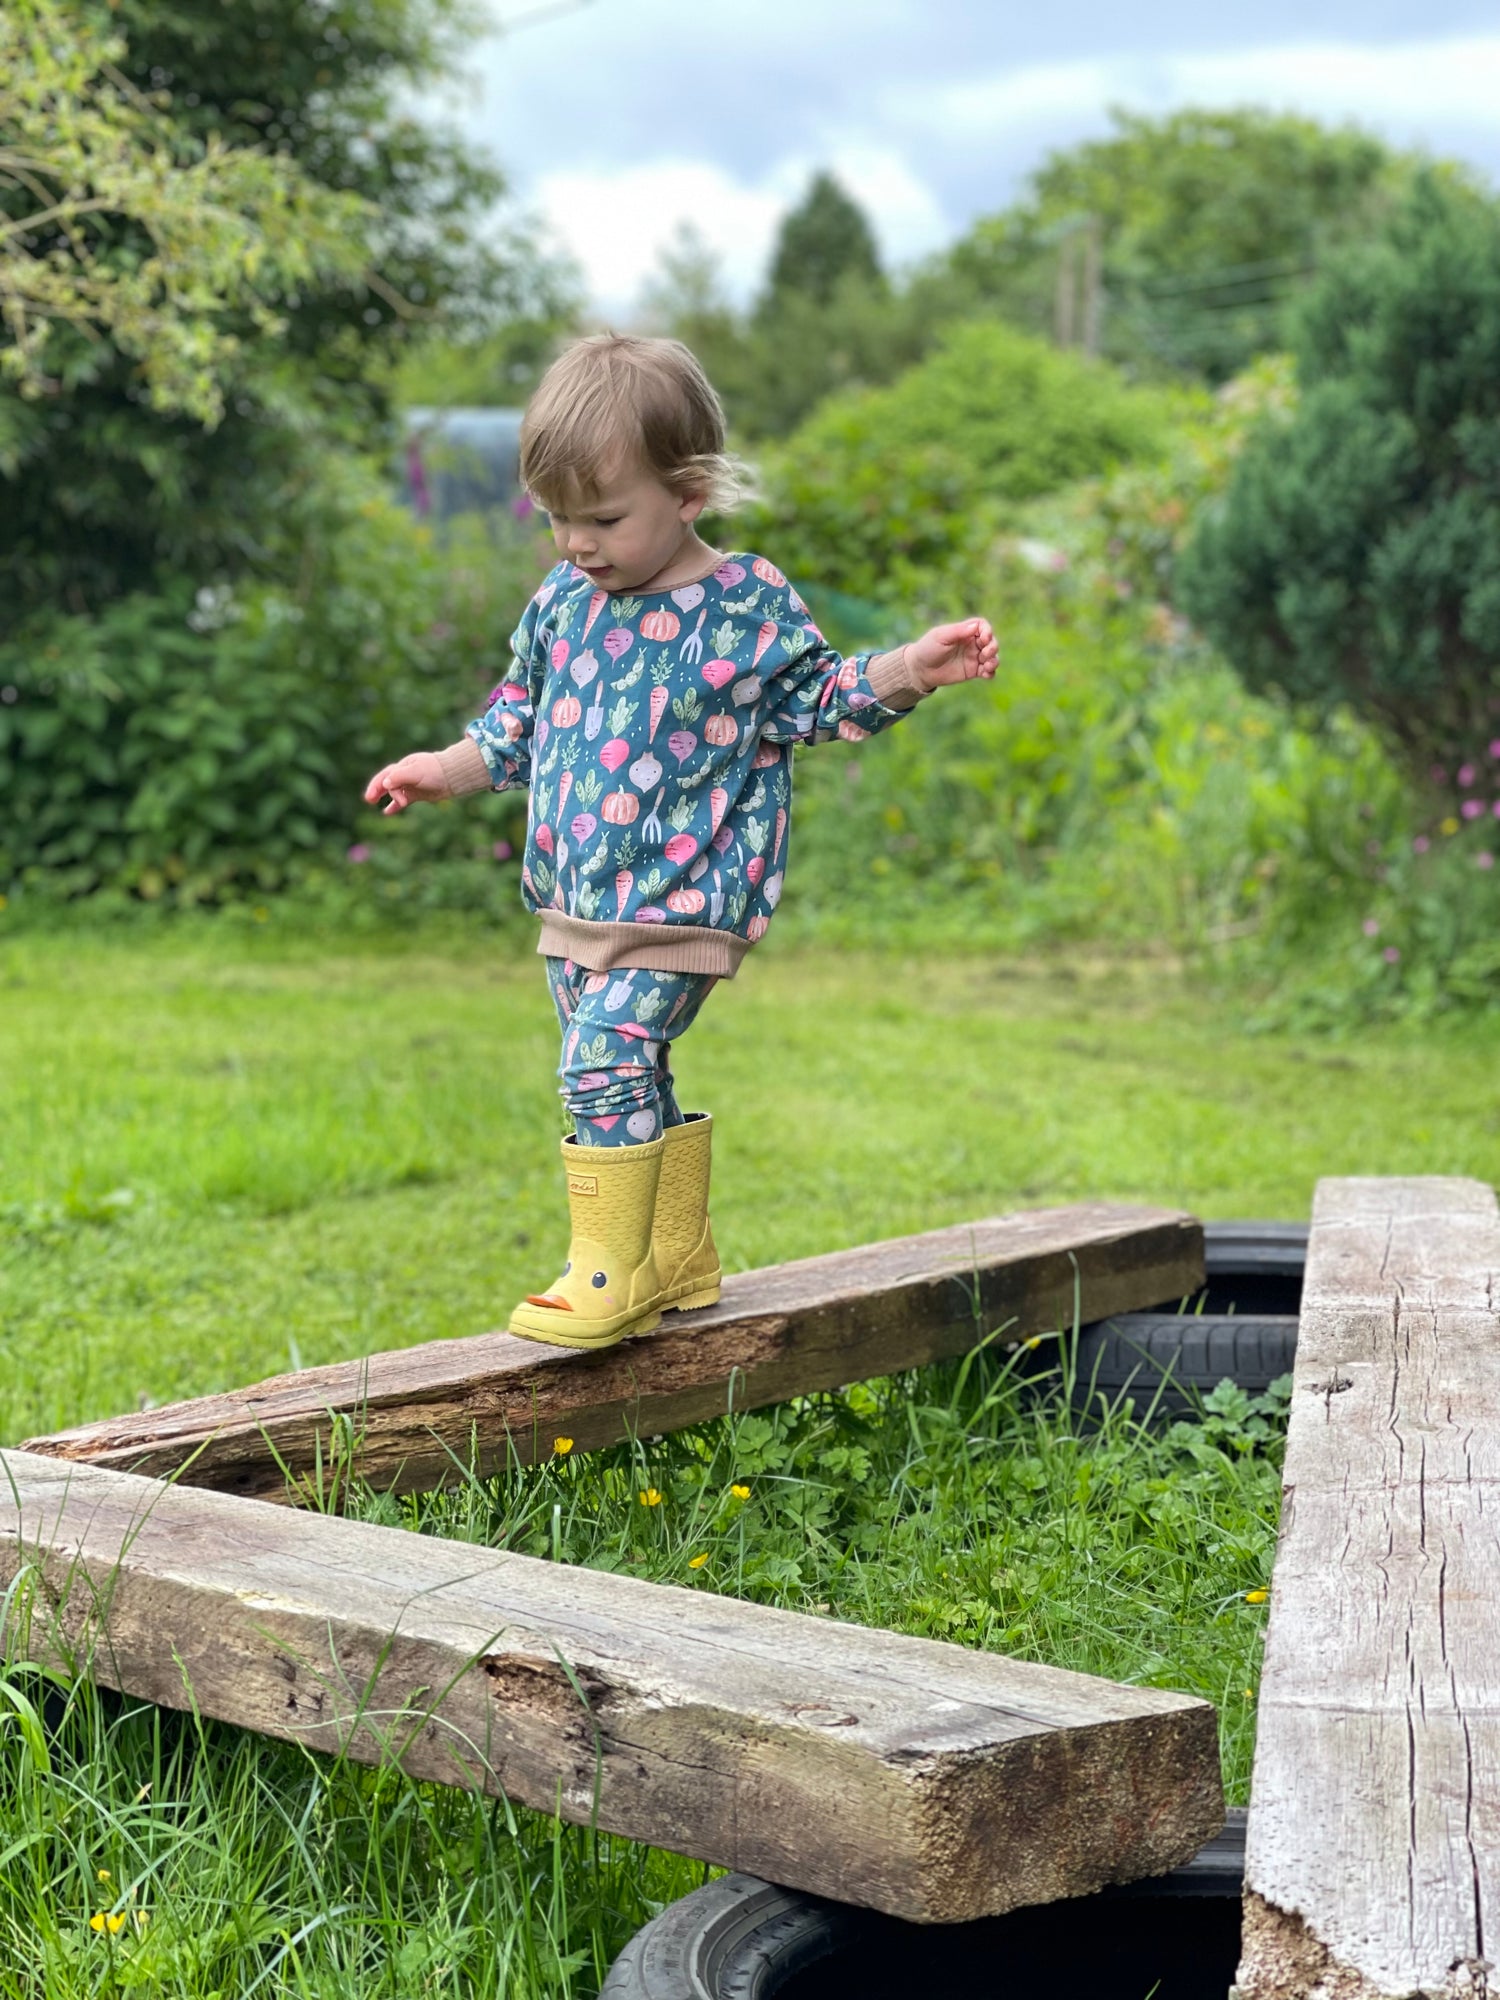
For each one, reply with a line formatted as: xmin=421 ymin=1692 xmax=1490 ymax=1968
xmin=762 ymin=169 xmax=884 ymax=311
xmin=1177 ymin=174 xmax=1500 ymax=791
xmin=941 ymin=109 xmax=1413 ymax=380
xmin=0 ymin=0 xmax=506 ymax=632
xmin=0 ymin=0 xmax=367 ymax=428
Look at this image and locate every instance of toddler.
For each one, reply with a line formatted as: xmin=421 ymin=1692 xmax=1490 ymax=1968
xmin=365 ymin=334 xmax=996 ymax=1350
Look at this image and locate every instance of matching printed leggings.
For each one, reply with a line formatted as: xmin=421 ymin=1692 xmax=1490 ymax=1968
xmin=546 ymin=957 xmax=719 ymax=1147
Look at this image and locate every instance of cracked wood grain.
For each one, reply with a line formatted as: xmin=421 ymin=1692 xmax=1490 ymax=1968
xmin=0 ymin=1448 xmax=1223 ymax=1921
xmin=20 ymin=1203 xmax=1201 ymax=1504
xmin=1237 ymin=1177 xmax=1500 ymax=2000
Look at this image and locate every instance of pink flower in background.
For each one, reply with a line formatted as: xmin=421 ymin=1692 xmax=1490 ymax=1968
xmin=1413 ymin=835 xmax=1431 ymax=852
xmin=1362 ymin=918 xmax=1380 ymax=937
xmin=347 ymin=844 xmax=371 ymax=864
xmin=512 ymin=493 xmax=535 ymax=519
xmin=1463 ymin=799 xmax=1484 ymax=818
xmin=493 ymin=841 xmax=513 ymax=861
xmin=1479 ymin=852 xmax=1495 ymax=870
xmin=1383 ymin=946 xmax=1402 ymax=964
xmin=1490 ymin=740 xmax=1500 ymax=758
xmin=1459 ymin=764 xmax=1477 ymax=787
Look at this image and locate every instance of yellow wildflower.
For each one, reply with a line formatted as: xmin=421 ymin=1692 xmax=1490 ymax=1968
xmin=252 ymin=906 xmax=270 ymax=922
xmin=553 ymin=1436 xmax=574 ymax=1455
xmin=89 ymin=1911 xmax=127 ymax=1935
xmin=1442 ymin=817 xmax=1460 ymax=836
xmin=1245 ymin=1588 xmax=1269 ymax=1604
xmin=688 ymin=1552 xmax=709 ymax=1570
xmin=639 ymin=1487 xmax=662 ymax=1507
xmin=97 ymin=1870 xmax=111 ymax=1884
xmin=730 ymin=1483 xmax=751 ymax=1501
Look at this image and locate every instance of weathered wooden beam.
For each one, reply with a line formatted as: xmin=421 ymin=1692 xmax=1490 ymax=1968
xmin=21 ymin=1204 xmax=1202 ymax=1503
xmin=0 ymin=1447 xmax=1223 ymax=1922
xmin=1238 ymin=1177 xmax=1500 ymax=2000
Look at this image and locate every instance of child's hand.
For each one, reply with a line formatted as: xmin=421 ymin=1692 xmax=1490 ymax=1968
xmin=364 ymin=751 xmax=450 ymax=815
xmin=907 ymin=619 xmax=999 ymax=692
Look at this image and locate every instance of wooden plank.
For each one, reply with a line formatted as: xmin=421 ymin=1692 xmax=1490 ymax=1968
xmin=0 ymin=1448 xmax=1223 ymax=1923
xmin=21 ymin=1203 xmax=1201 ymax=1503
xmin=1238 ymin=1177 xmax=1500 ymax=2000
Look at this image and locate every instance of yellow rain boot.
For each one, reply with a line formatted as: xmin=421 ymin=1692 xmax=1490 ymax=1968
xmin=508 ymin=1134 xmax=668 ymax=1349
xmin=655 ymin=1113 xmax=722 ymax=1312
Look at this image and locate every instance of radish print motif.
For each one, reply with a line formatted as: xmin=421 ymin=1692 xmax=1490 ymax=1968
xmin=731 ymin=675 xmax=761 ymax=706
xmin=701 ymin=658 xmax=735 ymax=690
xmin=599 ymin=738 xmax=630 ymax=773
xmin=571 ymin=811 xmax=598 ymax=843
xmin=671 ymin=582 xmax=705 ymax=612
xmin=572 ymin=650 xmax=599 ymax=687
xmin=630 ymin=751 xmax=663 ymax=790
xmin=714 ymin=561 xmax=746 ymax=588
xmin=763 ymin=871 xmax=783 ymax=909
xmin=603 ymin=628 xmax=633 ymax=662
xmin=667 ymin=729 xmax=697 ymax=764
xmin=550 ymin=638 xmax=570 ymax=669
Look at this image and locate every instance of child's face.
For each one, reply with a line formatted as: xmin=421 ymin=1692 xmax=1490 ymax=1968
xmin=544 ymin=463 xmax=706 ymax=592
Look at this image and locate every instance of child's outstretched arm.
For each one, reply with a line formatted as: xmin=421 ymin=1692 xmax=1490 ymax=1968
xmin=759 ymin=606 xmax=998 ymax=746
xmin=363 ymin=580 xmax=554 ymax=814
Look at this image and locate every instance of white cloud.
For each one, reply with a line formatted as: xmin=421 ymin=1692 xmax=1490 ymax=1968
xmin=533 ymin=148 xmax=949 ymax=315
xmin=911 ymin=34 xmax=1500 ymax=146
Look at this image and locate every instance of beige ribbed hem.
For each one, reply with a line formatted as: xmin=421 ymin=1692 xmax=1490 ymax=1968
xmin=536 ymin=912 xmax=752 ymax=977
xmin=437 ymin=735 xmax=492 ymax=798
xmin=867 ymin=645 xmax=928 ymax=711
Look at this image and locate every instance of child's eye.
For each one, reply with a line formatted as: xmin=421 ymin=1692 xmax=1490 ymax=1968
xmin=594 ymin=517 xmax=621 ymax=528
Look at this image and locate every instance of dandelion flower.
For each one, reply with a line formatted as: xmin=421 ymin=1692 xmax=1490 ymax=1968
xmin=553 ymin=1436 xmax=574 ymax=1455
xmin=731 ymin=1483 xmax=751 ymax=1501
xmin=1245 ymin=1588 xmax=1269 ymax=1604
xmin=639 ymin=1487 xmax=662 ymax=1507
xmin=688 ymin=1552 xmax=709 ymax=1569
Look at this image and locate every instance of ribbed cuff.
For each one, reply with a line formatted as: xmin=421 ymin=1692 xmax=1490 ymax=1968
xmin=437 ymin=735 xmax=492 ymax=798
xmin=867 ymin=645 xmax=928 ymax=712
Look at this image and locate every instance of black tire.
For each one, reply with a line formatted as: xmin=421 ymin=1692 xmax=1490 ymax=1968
xmin=1074 ymin=1312 xmax=1299 ymax=1410
xmin=602 ymin=1815 xmax=1246 ymax=1999
xmin=601 ymin=1875 xmax=863 ymax=2000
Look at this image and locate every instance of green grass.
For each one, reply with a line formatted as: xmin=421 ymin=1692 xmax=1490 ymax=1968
xmin=2 ymin=919 xmax=1498 ymax=1995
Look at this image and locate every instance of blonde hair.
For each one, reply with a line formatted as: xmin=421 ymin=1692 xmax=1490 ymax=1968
xmin=520 ymin=334 xmax=744 ymax=514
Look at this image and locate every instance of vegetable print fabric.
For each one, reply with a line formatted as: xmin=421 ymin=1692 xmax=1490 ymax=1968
xmin=546 ymin=957 xmax=717 ymax=1146
xmin=464 ymin=555 xmax=910 ymax=955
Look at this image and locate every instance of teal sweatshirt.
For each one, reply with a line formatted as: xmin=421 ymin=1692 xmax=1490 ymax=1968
xmin=452 ymin=553 xmax=926 ymax=976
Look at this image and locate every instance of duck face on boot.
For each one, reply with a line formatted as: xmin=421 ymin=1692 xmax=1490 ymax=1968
xmin=508 ymin=1134 xmax=668 ymax=1350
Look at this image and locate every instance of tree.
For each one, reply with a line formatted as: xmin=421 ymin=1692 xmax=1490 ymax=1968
xmin=1177 ymin=174 xmax=1500 ymax=795
xmin=0 ymin=0 xmax=507 ymax=632
xmin=1 ymin=0 xmax=367 ymax=428
xmin=939 ymin=109 xmax=1412 ymax=380
xmin=762 ymin=170 xmax=884 ymax=312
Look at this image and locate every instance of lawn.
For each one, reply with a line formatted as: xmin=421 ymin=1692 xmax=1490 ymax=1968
xmin=1 ymin=920 xmax=1497 ymax=1994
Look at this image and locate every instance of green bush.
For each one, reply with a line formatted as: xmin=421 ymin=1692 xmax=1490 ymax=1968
xmin=744 ymin=322 xmax=1187 ymax=600
xmin=1178 ymin=174 xmax=1500 ymax=801
xmin=0 ymin=476 xmax=538 ymax=905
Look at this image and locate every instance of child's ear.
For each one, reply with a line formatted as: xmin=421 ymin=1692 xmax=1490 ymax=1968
xmin=677 ymin=488 xmax=709 ymax=525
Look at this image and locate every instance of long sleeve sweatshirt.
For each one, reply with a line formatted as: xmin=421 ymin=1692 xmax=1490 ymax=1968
xmin=439 ymin=553 xmax=927 ymax=976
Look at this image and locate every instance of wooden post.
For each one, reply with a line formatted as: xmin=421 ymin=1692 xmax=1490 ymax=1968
xmin=0 ymin=1449 xmax=1224 ymax=1922
xmin=1238 ymin=1177 xmax=1500 ymax=2000
xmin=22 ymin=1204 xmax=1202 ymax=1503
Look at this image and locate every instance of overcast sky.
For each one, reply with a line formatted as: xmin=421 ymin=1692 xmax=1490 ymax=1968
xmin=434 ymin=0 xmax=1500 ymax=314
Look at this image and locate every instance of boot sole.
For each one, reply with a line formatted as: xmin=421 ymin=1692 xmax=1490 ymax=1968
xmin=663 ymin=1281 xmax=722 ymax=1311
xmin=507 ymin=1306 xmax=663 ymax=1350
